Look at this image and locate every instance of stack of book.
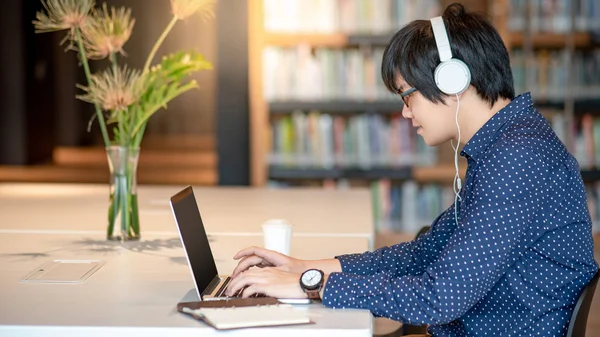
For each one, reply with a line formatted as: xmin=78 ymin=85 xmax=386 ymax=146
xmin=509 ymin=0 xmax=600 ymax=32
xmin=264 ymin=0 xmax=440 ymax=34
xmin=264 ymin=47 xmax=398 ymax=102
xmin=371 ymin=180 xmax=456 ymax=233
xmin=270 ymin=111 xmax=436 ymax=169
xmin=512 ymin=50 xmax=600 ymax=101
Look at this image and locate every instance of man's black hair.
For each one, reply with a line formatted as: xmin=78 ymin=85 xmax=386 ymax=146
xmin=381 ymin=3 xmax=515 ymax=107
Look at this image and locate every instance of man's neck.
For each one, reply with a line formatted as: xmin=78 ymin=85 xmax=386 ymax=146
xmin=457 ymin=94 xmax=512 ymax=146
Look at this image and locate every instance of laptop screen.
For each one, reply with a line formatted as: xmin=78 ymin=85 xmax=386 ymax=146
xmin=170 ymin=186 xmax=219 ymax=297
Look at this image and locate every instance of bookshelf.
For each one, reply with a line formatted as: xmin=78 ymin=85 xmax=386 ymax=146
xmin=250 ymin=0 xmax=450 ymax=187
xmin=509 ymin=32 xmax=592 ymax=48
xmin=248 ymin=0 xmax=600 ymax=233
xmin=263 ymin=31 xmax=593 ymax=49
xmin=264 ymin=32 xmax=348 ymax=47
xmin=268 ymin=166 xmax=412 ymax=180
xmin=269 ymin=101 xmax=402 ymax=113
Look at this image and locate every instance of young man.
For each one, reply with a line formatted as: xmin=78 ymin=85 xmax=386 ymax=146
xmin=226 ymin=3 xmax=598 ymax=336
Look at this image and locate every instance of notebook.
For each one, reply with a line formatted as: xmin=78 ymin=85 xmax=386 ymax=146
xmin=177 ymin=299 xmax=312 ymax=330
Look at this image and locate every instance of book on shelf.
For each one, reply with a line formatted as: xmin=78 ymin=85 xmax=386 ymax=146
xmin=266 ymin=47 xmax=600 ymax=106
xmin=270 ymin=111 xmax=436 ymax=170
xmin=371 ymin=179 xmax=456 ymax=233
xmin=371 ymin=177 xmax=600 ymax=235
xmin=264 ymin=46 xmax=399 ymax=102
xmin=541 ymin=109 xmax=600 ymax=170
xmin=509 ymin=0 xmax=600 ymax=33
xmin=574 ymin=114 xmax=600 ymax=170
xmin=511 ymin=49 xmax=600 ymax=102
xmin=263 ymin=0 xmax=441 ymax=34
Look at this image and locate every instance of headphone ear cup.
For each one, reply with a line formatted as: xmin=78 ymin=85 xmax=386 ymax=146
xmin=434 ymin=58 xmax=471 ymax=95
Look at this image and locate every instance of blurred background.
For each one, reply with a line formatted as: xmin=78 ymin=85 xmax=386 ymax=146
xmin=0 ymin=0 xmax=599 ymax=237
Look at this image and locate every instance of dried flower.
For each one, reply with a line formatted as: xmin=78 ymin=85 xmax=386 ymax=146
xmin=33 ymin=0 xmax=94 ymax=44
xmin=170 ymin=0 xmax=215 ymax=21
xmin=77 ymin=66 xmax=143 ymax=112
xmin=81 ymin=3 xmax=135 ymax=59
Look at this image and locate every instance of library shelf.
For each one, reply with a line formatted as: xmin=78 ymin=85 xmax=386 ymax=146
xmin=347 ymin=34 xmax=395 ymax=46
xmin=413 ymin=165 xmax=467 ymax=184
xmin=509 ymin=32 xmax=592 ymax=48
xmin=268 ymin=165 xmax=412 ymax=180
xmin=264 ymin=32 xmax=594 ymax=49
xmin=410 ymin=167 xmax=600 ymax=184
xmin=269 ymin=99 xmax=600 ymax=115
xmin=264 ymin=32 xmax=348 ymax=47
xmin=264 ymin=32 xmax=395 ymax=47
xmin=268 ymin=165 xmax=476 ymax=183
xmin=250 ymin=0 xmax=600 ymax=187
xmin=264 ymin=32 xmax=435 ymax=47
xmin=536 ymin=99 xmax=600 ymax=112
xmin=269 ymin=100 xmax=403 ymax=114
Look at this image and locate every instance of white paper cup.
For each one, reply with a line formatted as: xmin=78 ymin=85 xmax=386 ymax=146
xmin=262 ymin=219 xmax=293 ymax=255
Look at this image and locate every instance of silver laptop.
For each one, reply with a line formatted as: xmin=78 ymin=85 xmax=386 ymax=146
xmin=170 ymin=186 xmax=310 ymax=304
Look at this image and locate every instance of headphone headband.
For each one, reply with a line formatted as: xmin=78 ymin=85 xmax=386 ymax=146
xmin=430 ymin=16 xmax=452 ymax=62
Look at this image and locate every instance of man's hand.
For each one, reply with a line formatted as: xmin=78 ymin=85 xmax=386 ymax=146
xmin=230 ymin=246 xmax=307 ymax=278
xmin=225 ymin=267 xmax=307 ymax=299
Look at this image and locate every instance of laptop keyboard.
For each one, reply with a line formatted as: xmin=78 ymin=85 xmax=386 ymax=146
xmin=214 ymin=277 xmax=266 ymax=298
xmin=214 ymin=277 xmax=233 ymax=297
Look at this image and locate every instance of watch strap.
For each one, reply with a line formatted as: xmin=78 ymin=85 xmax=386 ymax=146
xmin=305 ymin=289 xmax=321 ymax=300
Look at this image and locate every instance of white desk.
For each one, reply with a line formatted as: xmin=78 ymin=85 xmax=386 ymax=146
xmin=0 ymin=232 xmax=372 ymax=337
xmin=0 ymin=183 xmax=373 ymax=248
xmin=0 ymin=183 xmax=376 ymax=336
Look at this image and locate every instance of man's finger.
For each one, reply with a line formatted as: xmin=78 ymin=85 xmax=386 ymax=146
xmin=231 ymin=255 xmax=263 ymax=278
xmin=228 ymin=269 xmax=269 ymax=296
xmin=233 ymin=246 xmax=262 ymax=260
xmin=241 ymin=284 xmax=260 ymax=298
xmin=226 ymin=272 xmax=248 ymax=296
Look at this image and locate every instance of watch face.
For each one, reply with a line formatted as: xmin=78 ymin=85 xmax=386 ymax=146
xmin=301 ymin=269 xmax=322 ymax=287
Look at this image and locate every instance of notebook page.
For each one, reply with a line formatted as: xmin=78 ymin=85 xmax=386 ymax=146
xmin=182 ymin=305 xmax=311 ymax=330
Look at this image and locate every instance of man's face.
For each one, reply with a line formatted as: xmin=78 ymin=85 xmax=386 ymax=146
xmin=395 ymin=76 xmax=457 ymax=146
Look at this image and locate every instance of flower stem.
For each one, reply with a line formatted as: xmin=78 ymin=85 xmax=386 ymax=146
xmin=118 ymin=173 xmax=129 ymax=240
xmin=75 ymin=27 xmax=111 ymax=148
xmin=110 ymin=52 xmax=118 ymax=76
xmin=118 ymin=109 xmax=127 ymax=147
xmin=143 ymin=16 xmax=178 ymax=73
xmin=133 ymin=121 xmax=147 ymax=149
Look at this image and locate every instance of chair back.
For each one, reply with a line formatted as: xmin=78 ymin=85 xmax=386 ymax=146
xmin=566 ymin=269 xmax=600 ymax=337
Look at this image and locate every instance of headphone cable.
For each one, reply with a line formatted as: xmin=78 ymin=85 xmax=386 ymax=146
xmin=451 ymin=94 xmax=462 ymax=226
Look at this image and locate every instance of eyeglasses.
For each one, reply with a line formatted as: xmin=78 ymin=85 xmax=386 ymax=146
xmin=397 ymin=87 xmax=417 ymax=108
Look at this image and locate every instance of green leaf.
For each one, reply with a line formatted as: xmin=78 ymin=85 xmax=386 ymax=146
xmin=112 ymin=126 xmax=121 ymax=145
xmin=129 ymin=51 xmax=211 ymax=137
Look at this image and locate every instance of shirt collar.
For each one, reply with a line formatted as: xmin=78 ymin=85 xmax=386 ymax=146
xmin=460 ymin=92 xmax=534 ymax=162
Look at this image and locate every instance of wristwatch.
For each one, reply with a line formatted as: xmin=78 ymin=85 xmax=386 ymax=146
xmin=299 ymin=269 xmax=324 ymax=300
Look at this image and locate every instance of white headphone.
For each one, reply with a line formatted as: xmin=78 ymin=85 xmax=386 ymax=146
xmin=430 ymin=16 xmax=471 ymax=95
xmin=431 ymin=16 xmax=468 ymax=225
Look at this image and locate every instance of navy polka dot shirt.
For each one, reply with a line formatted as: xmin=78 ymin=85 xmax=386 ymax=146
xmin=323 ymin=93 xmax=599 ymax=336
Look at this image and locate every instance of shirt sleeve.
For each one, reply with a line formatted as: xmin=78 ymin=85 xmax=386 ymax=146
xmin=323 ymin=145 xmax=549 ymax=325
xmin=335 ymin=204 xmax=458 ymax=277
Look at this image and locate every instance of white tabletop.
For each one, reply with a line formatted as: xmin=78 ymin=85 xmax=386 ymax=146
xmin=0 ymin=183 xmax=376 ymax=336
xmin=0 ymin=183 xmax=373 ymax=247
xmin=0 ymin=232 xmax=372 ymax=337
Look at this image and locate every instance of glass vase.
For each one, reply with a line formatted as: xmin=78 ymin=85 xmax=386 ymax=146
xmin=106 ymin=146 xmax=141 ymax=241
